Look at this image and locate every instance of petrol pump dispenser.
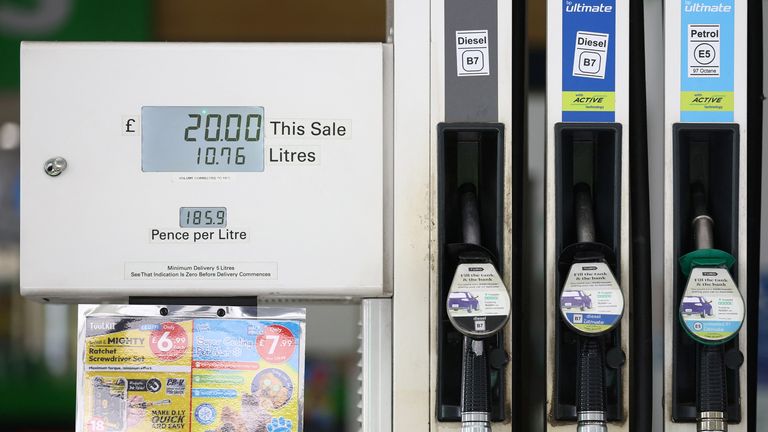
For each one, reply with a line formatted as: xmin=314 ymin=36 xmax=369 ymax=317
xmin=18 ymin=0 xmax=521 ymax=429
xmin=546 ymin=1 xmax=631 ymax=431
xmin=431 ymin=0 xmax=525 ymax=431
xmin=663 ymin=1 xmax=756 ymax=431
xmin=20 ymin=42 xmax=400 ymax=431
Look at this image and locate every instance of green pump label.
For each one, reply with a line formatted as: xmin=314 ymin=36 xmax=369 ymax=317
xmin=559 ymin=262 xmax=623 ymax=335
xmin=679 ymin=267 xmax=744 ymax=343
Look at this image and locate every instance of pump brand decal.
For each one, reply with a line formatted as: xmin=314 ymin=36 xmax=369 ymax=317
xmin=80 ymin=316 xmax=303 ymax=432
xmin=680 ymin=267 xmax=744 ymax=342
xmin=125 ymin=262 xmax=277 ymax=281
xmin=560 ymin=262 xmax=623 ymax=334
xmin=446 ymin=263 xmax=510 ymax=336
xmin=562 ymin=0 xmax=616 ymax=121
xmin=680 ymin=0 xmax=734 ymax=122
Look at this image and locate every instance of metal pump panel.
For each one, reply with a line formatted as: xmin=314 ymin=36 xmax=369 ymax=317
xmin=20 ymin=42 xmax=392 ymax=301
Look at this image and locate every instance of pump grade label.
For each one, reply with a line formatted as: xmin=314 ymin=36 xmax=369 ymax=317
xmin=680 ymin=0 xmax=734 ymax=122
xmin=446 ymin=263 xmax=510 ymax=337
xmin=680 ymin=267 xmax=744 ymax=343
xmin=561 ymin=0 xmax=616 ymax=121
xmin=559 ymin=262 xmax=623 ymax=334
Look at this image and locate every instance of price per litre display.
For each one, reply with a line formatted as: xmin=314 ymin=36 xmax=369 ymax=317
xmin=179 ymin=207 xmax=227 ymax=228
xmin=142 ymin=106 xmax=265 ymax=172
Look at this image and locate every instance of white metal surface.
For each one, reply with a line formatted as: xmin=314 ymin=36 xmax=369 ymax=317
xmin=391 ymin=0 xmax=432 ymax=429
xmin=21 ymin=42 xmax=391 ymax=301
xmin=360 ymin=299 xmax=393 ymax=431
xmin=662 ymin=2 xmax=749 ymax=431
xmin=545 ymin=0 xmax=631 ymax=430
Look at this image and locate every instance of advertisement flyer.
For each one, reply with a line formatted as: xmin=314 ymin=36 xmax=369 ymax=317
xmin=78 ymin=307 xmax=304 ymax=432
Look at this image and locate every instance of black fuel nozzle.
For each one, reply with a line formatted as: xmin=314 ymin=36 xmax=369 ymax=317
xmin=457 ymin=183 xmax=492 ymax=432
xmin=571 ymin=183 xmax=608 ymax=432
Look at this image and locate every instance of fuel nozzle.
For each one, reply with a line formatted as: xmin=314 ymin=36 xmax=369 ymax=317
xmin=678 ymin=182 xmax=741 ymax=432
xmin=445 ymin=183 xmax=511 ymax=431
xmin=572 ymin=184 xmax=608 ymax=432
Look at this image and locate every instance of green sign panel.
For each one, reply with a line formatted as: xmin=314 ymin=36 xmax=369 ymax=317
xmin=0 ymin=0 xmax=151 ymax=88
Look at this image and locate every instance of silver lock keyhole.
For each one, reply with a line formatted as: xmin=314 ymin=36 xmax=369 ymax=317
xmin=44 ymin=157 xmax=67 ymax=177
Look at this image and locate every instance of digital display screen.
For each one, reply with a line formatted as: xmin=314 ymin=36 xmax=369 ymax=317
xmin=180 ymin=207 xmax=227 ymax=228
xmin=142 ymin=106 xmax=265 ymax=172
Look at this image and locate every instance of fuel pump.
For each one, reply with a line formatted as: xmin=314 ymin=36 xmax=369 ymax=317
xmin=546 ymin=0 xmax=631 ymax=430
xmin=663 ymin=1 xmax=757 ymax=431
xmin=431 ymin=0 xmax=525 ymax=430
xmin=19 ymin=42 xmax=397 ymax=431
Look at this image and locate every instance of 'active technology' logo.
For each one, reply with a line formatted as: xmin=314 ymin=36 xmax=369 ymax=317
xmin=565 ymin=2 xmax=613 ymax=13
xmin=683 ymin=2 xmax=732 ymax=13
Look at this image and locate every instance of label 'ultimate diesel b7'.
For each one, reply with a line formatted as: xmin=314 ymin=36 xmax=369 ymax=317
xmin=562 ymin=0 xmax=616 ymax=121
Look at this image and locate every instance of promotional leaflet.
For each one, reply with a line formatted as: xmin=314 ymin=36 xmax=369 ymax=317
xmin=77 ymin=306 xmax=305 ymax=432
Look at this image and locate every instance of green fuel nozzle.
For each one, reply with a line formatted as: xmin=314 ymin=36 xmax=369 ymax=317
xmin=678 ymin=182 xmax=744 ymax=432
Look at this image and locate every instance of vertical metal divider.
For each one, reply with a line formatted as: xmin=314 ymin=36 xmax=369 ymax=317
xmin=629 ymin=0 xmax=653 ymax=430
xmin=745 ymin=1 xmax=763 ymax=431
xmin=392 ymin=0 xmax=432 ymax=429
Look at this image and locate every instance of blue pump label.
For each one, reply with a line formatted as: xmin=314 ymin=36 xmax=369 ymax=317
xmin=562 ymin=0 xmax=616 ymax=122
xmin=680 ymin=0 xmax=735 ymax=122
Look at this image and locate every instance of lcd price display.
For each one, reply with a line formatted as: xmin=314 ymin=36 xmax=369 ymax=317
xmin=142 ymin=106 xmax=265 ymax=172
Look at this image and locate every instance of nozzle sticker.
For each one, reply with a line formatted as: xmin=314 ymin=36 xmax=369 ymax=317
xmin=679 ymin=267 xmax=744 ymax=343
xmin=446 ymin=263 xmax=510 ymax=337
xmin=559 ymin=262 xmax=624 ymax=335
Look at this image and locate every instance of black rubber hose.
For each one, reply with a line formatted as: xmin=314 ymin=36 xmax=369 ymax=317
xmin=462 ymin=337 xmax=490 ymax=413
xmin=577 ymin=337 xmax=606 ymax=413
xmin=629 ymin=0 xmax=652 ymax=429
xmin=697 ymin=344 xmax=727 ymax=413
